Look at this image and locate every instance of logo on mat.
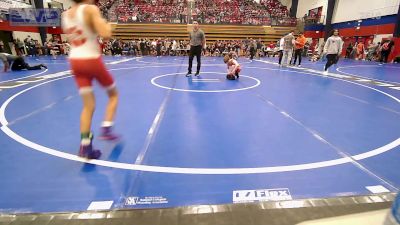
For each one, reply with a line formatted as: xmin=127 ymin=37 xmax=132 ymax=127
xmin=125 ymin=196 xmax=140 ymax=206
xmin=233 ymin=188 xmax=292 ymax=203
xmin=125 ymin=196 xmax=168 ymax=206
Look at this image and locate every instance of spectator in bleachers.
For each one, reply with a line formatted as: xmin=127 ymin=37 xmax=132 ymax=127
xmin=16 ymin=39 xmax=25 ymax=56
xmin=249 ymin=39 xmax=256 ymax=60
xmin=366 ymin=40 xmax=378 ymax=61
xmin=345 ymin=42 xmax=353 ymax=59
xmin=379 ymin=39 xmax=395 ymax=65
xmin=356 ymin=41 xmax=365 ymax=60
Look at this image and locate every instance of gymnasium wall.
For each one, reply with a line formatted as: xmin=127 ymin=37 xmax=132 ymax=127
xmin=332 ymin=0 xmax=400 ymax=24
xmin=331 ymin=15 xmax=396 ymax=37
xmin=304 ymin=15 xmax=397 ymax=39
xmin=13 ymin=31 xmax=42 ymax=43
xmin=299 ymin=0 xmax=400 ymax=61
xmin=299 ymin=0 xmax=399 ymax=25
xmin=41 ymin=0 xmax=73 ymax=10
xmin=304 ymin=24 xmax=325 ymax=39
xmin=304 ymin=16 xmax=398 ymax=60
xmin=279 ymin=0 xmax=292 ymax=9
xmin=374 ymin=34 xmax=395 ymax=43
xmin=12 ymin=32 xmax=62 ymax=44
xmin=302 ymin=0 xmax=399 ymax=44
xmin=0 ymin=20 xmax=64 ymax=45
xmin=0 ymin=0 xmax=66 ymax=45
xmin=296 ymin=0 xmax=328 ymax=24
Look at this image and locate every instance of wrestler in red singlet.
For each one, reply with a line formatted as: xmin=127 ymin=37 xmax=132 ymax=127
xmin=62 ymin=0 xmax=119 ymax=159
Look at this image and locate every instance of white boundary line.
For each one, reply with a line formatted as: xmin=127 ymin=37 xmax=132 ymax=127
xmin=191 ymin=80 xmax=221 ymax=83
xmin=16 ymin=78 xmax=46 ymax=83
xmin=194 ymin=78 xmax=220 ymax=81
xmin=0 ymin=57 xmax=137 ymax=85
xmin=137 ymin=57 xmax=253 ymax=65
xmin=107 ymin=58 xmax=137 ymax=65
xmin=0 ymin=66 xmax=400 ymax=174
xmin=0 ymin=69 xmax=48 ymax=84
xmin=336 ymin=65 xmax=400 ymax=86
xmin=0 ymin=83 xmax=28 ymax=89
xmin=151 ymin=72 xmax=260 ymax=93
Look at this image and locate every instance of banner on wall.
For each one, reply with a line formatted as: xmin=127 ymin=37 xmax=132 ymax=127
xmin=9 ymin=8 xmax=61 ymax=26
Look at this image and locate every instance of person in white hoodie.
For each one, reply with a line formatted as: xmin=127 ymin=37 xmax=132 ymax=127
xmin=323 ymin=29 xmax=343 ymax=75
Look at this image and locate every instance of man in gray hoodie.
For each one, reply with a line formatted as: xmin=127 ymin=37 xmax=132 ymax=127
xmin=323 ymin=29 xmax=343 ymax=75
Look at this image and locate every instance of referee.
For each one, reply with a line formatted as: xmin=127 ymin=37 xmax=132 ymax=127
xmin=186 ymin=21 xmax=206 ymax=77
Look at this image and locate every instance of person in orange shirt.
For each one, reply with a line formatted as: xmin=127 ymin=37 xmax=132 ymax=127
xmin=356 ymin=42 xmax=365 ymax=60
xmin=292 ymin=32 xmax=307 ymax=67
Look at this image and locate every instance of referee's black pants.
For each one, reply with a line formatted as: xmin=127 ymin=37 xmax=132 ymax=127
xmin=188 ymin=45 xmax=202 ymax=73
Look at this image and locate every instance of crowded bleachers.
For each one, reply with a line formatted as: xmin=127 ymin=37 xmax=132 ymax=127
xmin=194 ymin=0 xmax=290 ymax=25
xmin=116 ymin=0 xmax=187 ymax=23
xmin=97 ymin=0 xmax=117 ymax=20
xmin=100 ymin=0 xmax=295 ymax=26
